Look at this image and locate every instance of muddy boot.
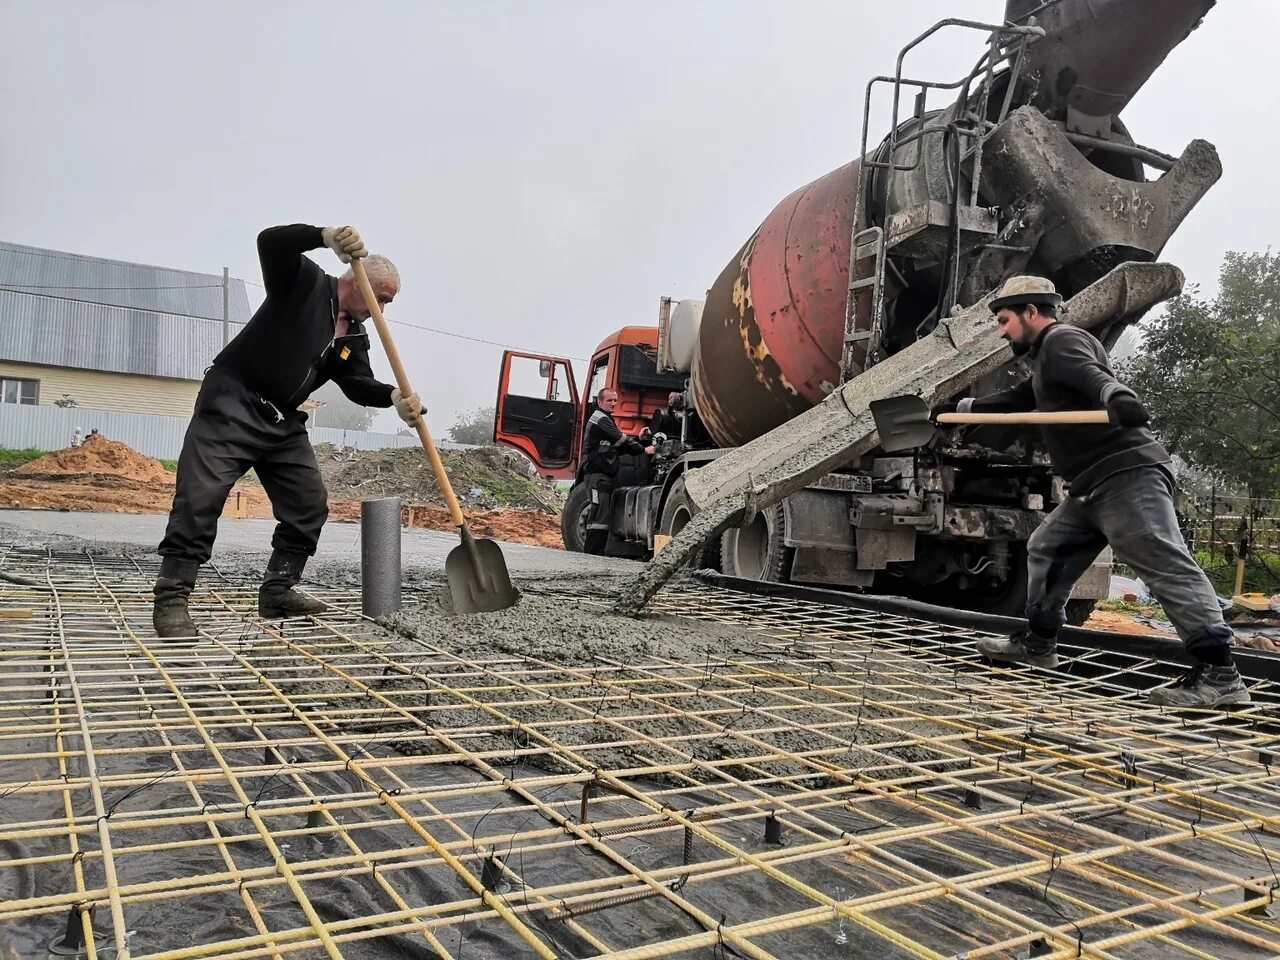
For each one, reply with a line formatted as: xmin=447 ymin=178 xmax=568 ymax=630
xmin=977 ymin=627 xmax=1059 ymax=669
xmin=1148 ymin=662 xmax=1250 ymax=708
xmin=258 ymin=550 xmax=328 ymax=619
xmin=153 ymin=557 xmax=200 ymax=642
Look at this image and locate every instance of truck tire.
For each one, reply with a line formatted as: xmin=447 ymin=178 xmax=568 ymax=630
xmin=720 ymin=505 xmax=790 ymax=582
xmin=560 ymin=483 xmax=591 ymax=552
xmin=658 ymin=475 xmax=719 ymax=570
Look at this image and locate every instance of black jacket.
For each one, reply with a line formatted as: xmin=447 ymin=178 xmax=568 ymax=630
xmin=970 ymin=322 xmax=1169 ymax=495
xmin=583 ymin=409 xmax=644 ymax=477
xmin=213 ymin=224 xmax=394 ymax=414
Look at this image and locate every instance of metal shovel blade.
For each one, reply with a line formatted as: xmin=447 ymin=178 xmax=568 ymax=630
xmin=445 ymin=526 xmax=519 ymax=614
xmin=869 ymin=395 xmax=936 ymax=452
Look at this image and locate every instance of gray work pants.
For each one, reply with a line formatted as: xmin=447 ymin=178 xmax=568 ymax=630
xmin=1025 ymin=464 xmax=1232 ymax=655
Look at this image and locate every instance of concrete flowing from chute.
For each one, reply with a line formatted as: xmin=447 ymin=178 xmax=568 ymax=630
xmin=611 ymin=262 xmax=1187 ymax=616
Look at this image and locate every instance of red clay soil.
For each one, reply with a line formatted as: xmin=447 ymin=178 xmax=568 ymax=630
xmin=17 ymin=435 xmax=171 ymax=484
xmin=1 ymin=438 xmax=563 ymax=548
xmin=1083 ymin=609 xmax=1173 ymax=636
xmin=328 ymin=502 xmax=563 ymax=548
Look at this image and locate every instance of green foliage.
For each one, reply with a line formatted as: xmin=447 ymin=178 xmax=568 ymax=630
xmin=1120 ymin=251 xmax=1280 ymax=496
xmin=307 ymin=381 xmax=376 ymax=431
xmin=447 ymin=406 xmax=497 ymax=446
xmin=1097 ymin=597 xmax=1165 ymax=617
xmin=159 ymin=459 xmax=179 ymax=472
xmin=0 ymin=447 xmax=45 ymax=469
xmin=1193 ymin=549 xmax=1280 ymax=596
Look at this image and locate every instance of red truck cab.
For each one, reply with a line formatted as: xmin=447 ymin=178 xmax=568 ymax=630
xmin=493 ymin=326 xmax=684 ymax=480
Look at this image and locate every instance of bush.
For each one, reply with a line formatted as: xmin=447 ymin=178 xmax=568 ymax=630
xmin=0 ymin=447 xmax=46 ymax=470
xmin=1193 ymin=549 xmax=1280 ymax=596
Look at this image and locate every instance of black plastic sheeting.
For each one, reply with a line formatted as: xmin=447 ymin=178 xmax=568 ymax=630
xmin=698 ymin=572 xmax=1280 ymax=684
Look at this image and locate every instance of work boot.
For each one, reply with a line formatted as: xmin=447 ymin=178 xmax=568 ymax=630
xmin=258 ymin=550 xmax=328 ymax=619
xmin=1148 ymin=663 xmax=1251 ymax=708
xmin=153 ymin=557 xmax=200 ymax=642
xmin=977 ymin=627 xmax=1059 ymax=669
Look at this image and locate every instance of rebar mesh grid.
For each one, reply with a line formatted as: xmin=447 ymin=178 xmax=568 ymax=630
xmin=1 ymin=549 xmax=1278 ymax=960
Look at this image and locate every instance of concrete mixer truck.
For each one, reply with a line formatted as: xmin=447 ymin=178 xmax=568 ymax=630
xmin=494 ymin=0 xmax=1221 ymax=619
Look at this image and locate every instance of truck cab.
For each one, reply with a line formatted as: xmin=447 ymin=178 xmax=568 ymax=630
xmin=493 ymin=325 xmax=684 ymax=480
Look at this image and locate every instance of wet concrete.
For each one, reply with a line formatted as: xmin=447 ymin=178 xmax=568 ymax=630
xmin=0 ymin=510 xmax=632 ymax=577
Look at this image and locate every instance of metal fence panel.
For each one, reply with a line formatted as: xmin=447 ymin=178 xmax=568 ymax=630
xmin=0 ymin=403 xmax=458 ymax=460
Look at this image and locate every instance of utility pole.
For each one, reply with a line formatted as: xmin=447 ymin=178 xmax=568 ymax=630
xmin=222 ymin=267 xmax=230 ymax=347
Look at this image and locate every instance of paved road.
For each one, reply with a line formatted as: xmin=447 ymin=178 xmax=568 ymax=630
xmin=0 ymin=510 xmax=634 ymax=576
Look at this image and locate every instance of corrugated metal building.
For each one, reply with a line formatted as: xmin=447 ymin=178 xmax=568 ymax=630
xmin=0 ymin=240 xmax=252 ymax=416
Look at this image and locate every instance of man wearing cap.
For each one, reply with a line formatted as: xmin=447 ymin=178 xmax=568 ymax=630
xmin=952 ymin=275 xmax=1248 ymax=708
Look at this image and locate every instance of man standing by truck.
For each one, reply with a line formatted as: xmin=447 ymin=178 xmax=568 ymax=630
xmin=153 ymin=224 xmax=423 ymax=640
xmin=581 ymin=388 xmax=654 ymax=554
xmin=957 ymin=276 xmax=1249 ymax=708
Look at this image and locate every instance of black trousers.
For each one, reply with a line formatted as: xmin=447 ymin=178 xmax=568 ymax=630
xmin=582 ymin=474 xmax=613 ymax=555
xmin=159 ymin=368 xmax=328 ymax=564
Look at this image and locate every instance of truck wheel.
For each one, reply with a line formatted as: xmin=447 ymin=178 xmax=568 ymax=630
xmin=720 ymin=505 xmax=790 ymax=582
xmin=560 ymin=483 xmax=591 ymax=552
xmin=658 ymin=476 xmax=719 ymax=570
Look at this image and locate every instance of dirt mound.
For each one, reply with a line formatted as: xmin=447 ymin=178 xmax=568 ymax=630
xmin=16 ymin=435 xmax=173 ymax=484
xmin=313 ymin=443 xmax=563 ymax=514
xmin=2 ymin=438 xmax=565 ymax=549
xmin=327 ymin=502 xmax=563 ymax=549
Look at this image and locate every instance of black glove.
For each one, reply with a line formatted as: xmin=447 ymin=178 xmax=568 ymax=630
xmin=1106 ymin=392 xmax=1150 ymax=428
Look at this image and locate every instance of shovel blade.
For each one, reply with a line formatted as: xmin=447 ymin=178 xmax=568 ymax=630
xmin=445 ymin=534 xmax=519 ymax=614
xmin=869 ymin=395 xmax=937 ymax=452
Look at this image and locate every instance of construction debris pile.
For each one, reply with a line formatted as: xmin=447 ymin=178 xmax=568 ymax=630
xmin=314 ymin=443 xmax=563 ymax=514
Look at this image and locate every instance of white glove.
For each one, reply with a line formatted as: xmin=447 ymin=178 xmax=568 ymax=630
xmin=321 ymin=225 xmax=367 ymax=263
xmin=391 ymin=388 xmax=423 ymax=425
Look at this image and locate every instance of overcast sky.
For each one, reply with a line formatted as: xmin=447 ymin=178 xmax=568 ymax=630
xmin=3 ymin=1 xmax=1275 ymax=433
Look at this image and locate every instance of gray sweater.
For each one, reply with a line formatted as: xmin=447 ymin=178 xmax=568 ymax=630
xmin=968 ymin=322 xmax=1169 ymax=496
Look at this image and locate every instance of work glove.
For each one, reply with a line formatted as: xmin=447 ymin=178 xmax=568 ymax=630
xmin=390 ymin=388 xmax=423 ymax=425
xmin=931 ymin=398 xmax=974 ymax=421
xmin=321 ymin=225 xmax=367 ymax=263
xmin=1106 ymin=392 xmax=1150 ymax=428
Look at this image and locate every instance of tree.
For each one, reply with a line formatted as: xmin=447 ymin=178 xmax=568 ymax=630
xmin=1120 ymin=251 xmax=1280 ymax=497
xmin=307 ymin=381 xmax=375 ymax=431
xmin=448 ymin=406 xmax=496 ymax=446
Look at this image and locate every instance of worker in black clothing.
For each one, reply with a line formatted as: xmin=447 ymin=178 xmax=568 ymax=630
xmin=954 ymin=276 xmax=1248 ymax=708
xmin=648 ymin=391 xmax=685 ymax=440
xmin=153 ymin=224 xmax=423 ymax=640
xmin=581 ymin=388 xmax=654 ymax=554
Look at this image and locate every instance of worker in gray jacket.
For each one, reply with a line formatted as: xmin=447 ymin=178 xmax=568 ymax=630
xmin=955 ymin=276 xmax=1248 ymax=708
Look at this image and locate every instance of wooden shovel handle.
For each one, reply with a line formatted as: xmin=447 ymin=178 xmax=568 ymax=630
xmin=352 ymin=259 xmax=467 ymax=529
xmin=936 ymin=411 xmax=1111 ymax=425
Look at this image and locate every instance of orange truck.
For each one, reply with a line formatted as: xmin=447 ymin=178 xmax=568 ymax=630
xmin=495 ymin=1 xmax=1219 ymax=618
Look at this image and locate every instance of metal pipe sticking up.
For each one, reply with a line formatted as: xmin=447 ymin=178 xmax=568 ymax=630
xmin=361 ymin=497 xmax=402 ymax=617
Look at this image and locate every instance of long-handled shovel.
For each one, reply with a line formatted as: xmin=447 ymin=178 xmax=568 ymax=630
xmin=870 ymin=394 xmax=1112 ymax=453
xmin=352 ymin=259 xmax=518 ymax=614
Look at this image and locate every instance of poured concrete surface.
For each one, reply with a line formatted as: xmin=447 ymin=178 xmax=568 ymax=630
xmin=0 ymin=509 xmax=631 ymax=576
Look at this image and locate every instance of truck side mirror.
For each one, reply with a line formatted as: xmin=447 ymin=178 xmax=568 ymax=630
xmin=539 ymin=360 xmax=552 ymax=378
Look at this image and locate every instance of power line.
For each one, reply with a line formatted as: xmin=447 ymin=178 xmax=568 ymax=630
xmin=380 ymin=317 xmax=587 ymax=362
xmin=1 ymin=281 xmax=587 ymax=361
